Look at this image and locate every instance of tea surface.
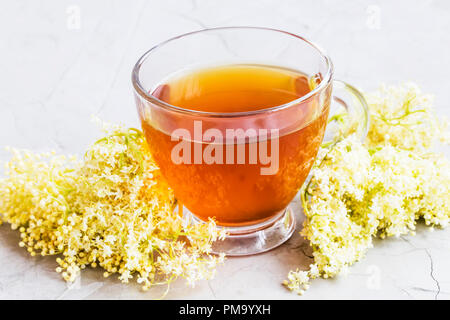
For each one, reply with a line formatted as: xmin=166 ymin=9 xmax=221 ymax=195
xmin=160 ymin=64 xmax=310 ymax=113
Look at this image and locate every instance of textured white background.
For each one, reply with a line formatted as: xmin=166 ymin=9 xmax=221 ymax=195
xmin=0 ymin=0 xmax=449 ymax=299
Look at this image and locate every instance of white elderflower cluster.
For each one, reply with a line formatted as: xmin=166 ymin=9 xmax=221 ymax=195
xmin=365 ymin=82 xmax=449 ymax=150
xmin=0 ymin=126 xmax=225 ymax=291
xmin=285 ymin=83 xmax=450 ymax=295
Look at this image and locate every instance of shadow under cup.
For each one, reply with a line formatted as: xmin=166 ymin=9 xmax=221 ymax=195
xmin=132 ymin=27 xmax=334 ymax=256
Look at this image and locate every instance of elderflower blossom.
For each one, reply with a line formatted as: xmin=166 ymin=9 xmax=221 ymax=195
xmin=285 ymin=83 xmax=450 ymax=295
xmin=365 ymin=82 xmax=449 ymax=150
xmin=0 ymin=126 xmax=225 ymax=291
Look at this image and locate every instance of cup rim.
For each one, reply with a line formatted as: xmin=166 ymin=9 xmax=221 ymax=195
xmin=131 ymin=26 xmax=334 ymax=118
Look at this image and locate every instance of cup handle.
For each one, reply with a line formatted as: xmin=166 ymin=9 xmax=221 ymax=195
xmin=322 ymin=80 xmax=370 ymax=147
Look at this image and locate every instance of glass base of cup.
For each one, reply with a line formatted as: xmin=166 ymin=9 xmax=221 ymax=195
xmin=184 ymin=206 xmax=296 ymax=256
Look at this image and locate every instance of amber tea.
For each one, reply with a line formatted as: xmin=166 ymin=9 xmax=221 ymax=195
xmin=140 ymin=64 xmax=330 ymax=226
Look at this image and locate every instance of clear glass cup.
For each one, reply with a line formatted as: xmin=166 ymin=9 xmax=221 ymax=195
xmin=132 ymin=27 xmax=369 ymax=256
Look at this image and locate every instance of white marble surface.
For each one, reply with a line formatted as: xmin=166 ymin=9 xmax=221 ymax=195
xmin=0 ymin=0 xmax=449 ymax=300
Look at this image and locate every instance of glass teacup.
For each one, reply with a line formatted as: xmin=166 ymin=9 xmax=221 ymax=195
xmin=132 ymin=27 xmax=368 ymax=256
